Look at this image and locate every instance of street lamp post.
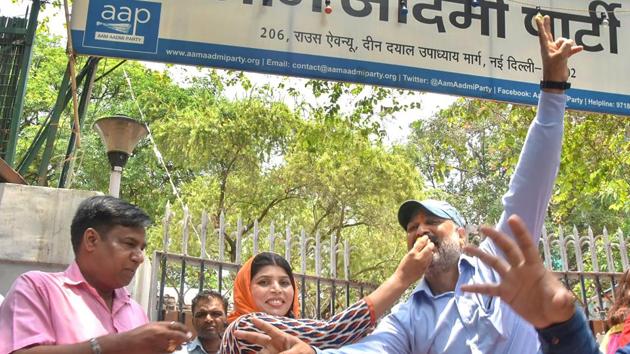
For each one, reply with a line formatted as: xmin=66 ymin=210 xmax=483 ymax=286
xmin=93 ymin=115 xmax=148 ymax=198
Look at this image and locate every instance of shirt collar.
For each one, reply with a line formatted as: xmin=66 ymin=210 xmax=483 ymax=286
xmin=458 ymin=252 xmax=476 ymax=273
xmin=63 ymin=261 xmax=88 ymax=286
xmin=411 ymin=255 xmax=475 ymax=298
xmin=62 ymin=261 xmax=131 ymax=304
xmin=187 ymin=337 xmax=209 ymax=354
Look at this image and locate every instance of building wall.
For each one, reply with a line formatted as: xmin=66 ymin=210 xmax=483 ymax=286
xmin=0 ymin=183 xmax=100 ymax=294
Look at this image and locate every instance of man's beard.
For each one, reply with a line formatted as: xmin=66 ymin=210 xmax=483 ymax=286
xmin=425 ymin=234 xmax=462 ymax=278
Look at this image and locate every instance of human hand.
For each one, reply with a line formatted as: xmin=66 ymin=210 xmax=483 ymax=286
xmin=234 ymin=317 xmax=315 ymax=354
xmin=536 ymin=15 xmax=583 ymax=85
xmin=115 ymin=321 xmax=192 ymax=354
xmin=461 ymin=215 xmax=576 ymax=329
xmin=394 ymin=235 xmax=434 ymax=286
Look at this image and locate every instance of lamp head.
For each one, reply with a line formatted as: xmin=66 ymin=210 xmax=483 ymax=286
xmin=93 ymin=115 xmax=148 ymax=168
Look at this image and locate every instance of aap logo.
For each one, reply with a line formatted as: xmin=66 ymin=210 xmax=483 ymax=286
xmin=84 ymin=0 xmax=161 ymax=54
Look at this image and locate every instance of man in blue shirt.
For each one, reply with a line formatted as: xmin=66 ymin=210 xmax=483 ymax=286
xmin=233 ymin=14 xmax=583 ymax=354
xmin=175 ymin=290 xmax=228 ymax=354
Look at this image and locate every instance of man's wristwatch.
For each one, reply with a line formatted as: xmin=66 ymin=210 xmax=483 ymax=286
xmin=540 ymin=80 xmax=571 ymax=90
xmin=89 ymin=338 xmax=102 ymax=354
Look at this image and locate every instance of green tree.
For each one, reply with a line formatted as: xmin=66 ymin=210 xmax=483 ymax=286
xmin=406 ymin=99 xmax=532 ymax=225
xmin=554 ymin=113 xmax=629 ymax=231
xmin=406 ymin=98 xmax=629 ymax=233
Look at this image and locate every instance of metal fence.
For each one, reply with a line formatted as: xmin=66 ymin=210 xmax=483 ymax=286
xmin=148 ymin=204 xmax=628 ymax=326
xmin=148 ymin=204 xmax=378 ymax=323
xmin=539 ymin=225 xmax=628 ymax=322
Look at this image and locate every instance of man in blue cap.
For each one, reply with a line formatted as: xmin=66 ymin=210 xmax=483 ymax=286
xmin=231 ymin=15 xmax=584 ymax=354
xmin=396 ymin=199 xmax=467 ymax=296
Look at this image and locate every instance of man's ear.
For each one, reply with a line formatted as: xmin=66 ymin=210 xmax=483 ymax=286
xmin=457 ymin=226 xmax=467 ymax=245
xmin=83 ymin=228 xmax=100 ymax=253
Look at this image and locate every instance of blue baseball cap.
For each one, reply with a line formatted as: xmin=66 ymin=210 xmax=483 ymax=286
xmin=397 ymin=199 xmax=465 ymax=230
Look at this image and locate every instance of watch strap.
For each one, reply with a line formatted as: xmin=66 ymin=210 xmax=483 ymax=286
xmin=540 ymin=80 xmax=571 ymax=90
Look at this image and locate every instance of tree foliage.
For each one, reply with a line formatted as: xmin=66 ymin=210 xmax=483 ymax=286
xmin=406 ymin=98 xmax=629 ymax=233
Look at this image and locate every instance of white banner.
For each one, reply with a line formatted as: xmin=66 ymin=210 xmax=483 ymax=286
xmin=70 ymin=0 xmax=630 ymax=115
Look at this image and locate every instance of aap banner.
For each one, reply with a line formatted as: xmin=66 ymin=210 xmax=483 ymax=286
xmin=70 ymin=0 xmax=630 ymax=116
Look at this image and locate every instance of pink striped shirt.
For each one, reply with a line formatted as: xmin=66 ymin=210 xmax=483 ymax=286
xmin=0 ymin=262 xmax=148 ymax=353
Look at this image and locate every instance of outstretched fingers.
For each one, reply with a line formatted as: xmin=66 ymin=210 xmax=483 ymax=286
xmin=478 ymin=225 xmax=524 ymax=268
xmin=537 ymin=15 xmax=554 ymax=44
xmin=543 ymin=15 xmax=552 ymax=41
xmin=536 ymin=15 xmax=552 ymax=48
xmin=464 ymin=245 xmax=510 ymax=277
xmin=506 ymin=215 xmax=540 ymax=265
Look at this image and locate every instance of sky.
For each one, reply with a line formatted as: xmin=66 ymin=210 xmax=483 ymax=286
xmin=2 ymin=1 xmax=457 ymax=144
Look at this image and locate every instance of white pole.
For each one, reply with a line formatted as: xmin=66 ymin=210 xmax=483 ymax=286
xmin=109 ymin=166 xmax=123 ymax=198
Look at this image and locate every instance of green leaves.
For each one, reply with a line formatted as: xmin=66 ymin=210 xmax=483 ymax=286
xmin=406 ymin=98 xmax=629 ymax=233
xmin=406 ymin=99 xmax=525 ymax=224
xmin=555 ymin=113 xmax=629 ymax=230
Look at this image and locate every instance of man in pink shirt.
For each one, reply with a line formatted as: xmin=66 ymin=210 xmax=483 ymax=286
xmin=0 ymin=196 xmax=190 ymax=354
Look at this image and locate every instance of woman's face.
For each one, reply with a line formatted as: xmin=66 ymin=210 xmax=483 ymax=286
xmin=251 ymin=264 xmax=294 ymax=316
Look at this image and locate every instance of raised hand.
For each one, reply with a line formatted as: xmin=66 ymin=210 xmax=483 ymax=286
xmin=394 ymin=235 xmax=434 ymax=286
xmin=365 ymin=235 xmax=434 ymax=319
xmin=461 ymin=215 xmax=576 ymax=329
xmin=536 ymin=15 xmax=583 ymax=84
